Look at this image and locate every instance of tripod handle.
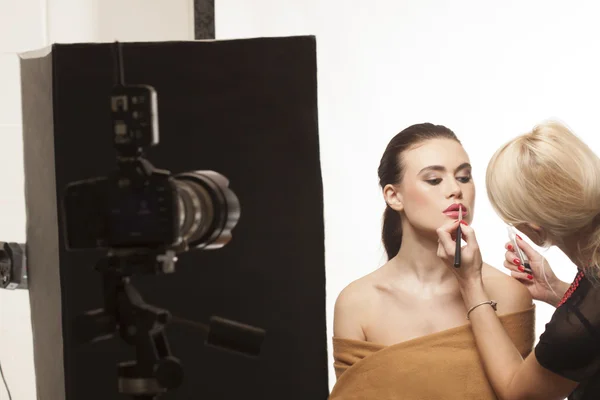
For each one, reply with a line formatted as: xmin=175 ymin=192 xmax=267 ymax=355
xmin=206 ymin=316 xmax=265 ymax=357
xmin=74 ymin=308 xmax=116 ymax=344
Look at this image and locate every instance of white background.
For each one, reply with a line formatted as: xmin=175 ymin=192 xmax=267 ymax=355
xmin=1 ymin=0 xmax=599 ymax=398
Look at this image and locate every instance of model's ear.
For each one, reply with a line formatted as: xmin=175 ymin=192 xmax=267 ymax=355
xmin=383 ymin=184 xmax=403 ymax=212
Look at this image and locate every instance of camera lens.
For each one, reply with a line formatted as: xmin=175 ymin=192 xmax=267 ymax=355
xmin=173 ymin=171 xmax=240 ymax=250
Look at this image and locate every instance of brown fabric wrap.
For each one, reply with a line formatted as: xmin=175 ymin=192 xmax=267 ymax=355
xmin=330 ymin=306 xmax=536 ymax=400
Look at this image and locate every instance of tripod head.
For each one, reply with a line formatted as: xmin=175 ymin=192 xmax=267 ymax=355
xmin=75 ymin=251 xmax=181 ymax=399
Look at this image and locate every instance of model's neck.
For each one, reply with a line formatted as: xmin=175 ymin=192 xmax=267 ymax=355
xmin=386 ymin=227 xmax=457 ymax=289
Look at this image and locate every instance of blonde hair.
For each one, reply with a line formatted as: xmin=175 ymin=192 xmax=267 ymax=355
xmin=486 ymin=120 xmax=600 ymax=279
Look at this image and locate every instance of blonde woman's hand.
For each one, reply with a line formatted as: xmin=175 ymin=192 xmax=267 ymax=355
xmin=436 ymin=220 xmax=483 ymax=287
xmin=503 ymin=235 xmax=569 ymax=306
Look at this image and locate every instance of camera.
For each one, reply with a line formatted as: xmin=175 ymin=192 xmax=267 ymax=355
xmin=62 ymin=84 xmax=240 ymax=253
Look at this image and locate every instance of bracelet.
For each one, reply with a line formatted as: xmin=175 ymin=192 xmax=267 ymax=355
xmin=466 ymin=300 xmax=497 ymax=320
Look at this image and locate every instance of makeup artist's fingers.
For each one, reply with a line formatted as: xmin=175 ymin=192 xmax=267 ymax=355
xmin=504 ymin=242 xmax=527 ymax=269
xmin=509 ymin=269 xmax=534 ymax=283
xmin=504 ymin=249 xmax=520 ymax=267
xmin=514 ymin=235 xmax=537 ymax=261
xmin=436 ymin=220 xmax=460 ymax=255
xmin=456 ymin=223 xmax=480 ymax=251
xmin=503 ymin=259 xmax=533 ymax=277
xmin=436 ymin=219 xmax=461 ymax=238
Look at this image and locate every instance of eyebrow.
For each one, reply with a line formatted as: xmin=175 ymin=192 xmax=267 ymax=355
xmin=418 ymin=162 xmax=472 ymax=175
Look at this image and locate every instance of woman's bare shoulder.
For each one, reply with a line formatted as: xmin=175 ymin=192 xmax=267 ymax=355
xmin=481 ymin=262 xmax=533 ymax=314
xmin=333 ymin=271 xmax=382 ymax=340
xmin=334 ymin=272 xmax=380 ymax=315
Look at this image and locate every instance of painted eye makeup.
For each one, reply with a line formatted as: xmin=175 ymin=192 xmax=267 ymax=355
xmin=425 ymin=174 xmax=471 ymax=185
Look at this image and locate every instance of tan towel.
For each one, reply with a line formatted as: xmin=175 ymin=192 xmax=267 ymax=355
xmin=329 ymin=306 xmax=535 ymax=400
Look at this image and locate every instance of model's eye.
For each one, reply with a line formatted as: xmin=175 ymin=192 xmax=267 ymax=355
xmin=426 ymin=178 xmax=442 ymax=185
xmin=457 ymin=176 xmax=472 ymax=183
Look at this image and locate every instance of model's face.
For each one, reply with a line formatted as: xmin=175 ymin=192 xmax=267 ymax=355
xmin=386 ymin=138 xmax=475 ymax=235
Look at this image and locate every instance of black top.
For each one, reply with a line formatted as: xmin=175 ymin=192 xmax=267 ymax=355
xmin=535 ymin=270 xmax=600 ymax=400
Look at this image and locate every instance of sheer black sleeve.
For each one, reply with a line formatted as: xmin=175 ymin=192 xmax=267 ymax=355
xmin=534 ymin=272 xmax=600 ymax=383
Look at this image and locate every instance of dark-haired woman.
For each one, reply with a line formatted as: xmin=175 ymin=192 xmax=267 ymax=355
xmin=328 ymin=124 xmax=535 ymax=400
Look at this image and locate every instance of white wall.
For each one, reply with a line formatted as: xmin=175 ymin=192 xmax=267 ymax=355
xmin=216 ymin=0 xmax=600 ymax=392
xmin=0 ymin=1 xmax=193 ymax=398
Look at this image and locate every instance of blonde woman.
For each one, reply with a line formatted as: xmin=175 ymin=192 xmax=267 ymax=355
xmin=437 ymin=121 xmax=600 ymax=400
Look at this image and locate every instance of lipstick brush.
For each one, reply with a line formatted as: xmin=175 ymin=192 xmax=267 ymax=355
xmin=454 ymin=208 xmax=462 ymax=268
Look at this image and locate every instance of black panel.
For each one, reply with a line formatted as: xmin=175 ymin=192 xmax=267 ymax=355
xmin=20 ymin=37 xmax=328 ymax=400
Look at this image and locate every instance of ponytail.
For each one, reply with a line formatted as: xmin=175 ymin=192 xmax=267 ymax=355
xmin=382 ymin=206 xmax=402 ymax=260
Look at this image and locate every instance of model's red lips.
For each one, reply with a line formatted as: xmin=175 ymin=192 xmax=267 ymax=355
xmin=443 ymin=203 xmax=467 ymax=213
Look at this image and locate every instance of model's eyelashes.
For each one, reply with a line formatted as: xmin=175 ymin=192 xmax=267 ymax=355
xmin=425 ymin=176 xmax=472 ymax=185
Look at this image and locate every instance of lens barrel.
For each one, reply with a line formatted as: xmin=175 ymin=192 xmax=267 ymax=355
xmin=173 ymin=171 xmax=240 ymax=250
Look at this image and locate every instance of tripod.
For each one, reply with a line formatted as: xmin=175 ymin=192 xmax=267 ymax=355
xmin=76 ymin=250 xmax=266 ymax=399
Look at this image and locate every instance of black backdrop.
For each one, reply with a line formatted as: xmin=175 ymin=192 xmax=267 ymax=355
xmin=20 ymin=36 xmax=329 ymax=399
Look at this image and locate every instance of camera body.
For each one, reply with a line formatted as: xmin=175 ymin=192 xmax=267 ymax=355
xmin=63 ymin=162 xmax=179 ymax=250
xmin=62 ymin=84 xmax=239 ymax=253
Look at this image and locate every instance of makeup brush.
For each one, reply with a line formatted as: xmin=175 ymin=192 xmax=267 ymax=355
xmin=454 ymin=207 xmax=462 ymax=268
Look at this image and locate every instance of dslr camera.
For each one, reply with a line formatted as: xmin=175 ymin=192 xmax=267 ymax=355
xmin=62 ymin=84 xmax=240 ymax=253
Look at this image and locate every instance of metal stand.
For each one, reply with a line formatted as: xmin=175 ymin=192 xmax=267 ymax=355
xmin=76 ymin=252 xmax=183 ymax=399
